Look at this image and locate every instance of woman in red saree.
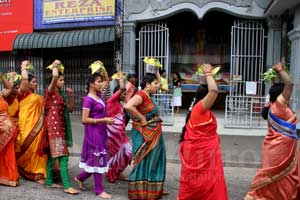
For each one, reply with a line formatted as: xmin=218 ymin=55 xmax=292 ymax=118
xmin=178 ymin=64 xmax=228 ymax=200
xmin=0 ymin=72 xmax=19 ymax=186
xmin=244 ymin=62 xmax=299 ymax=200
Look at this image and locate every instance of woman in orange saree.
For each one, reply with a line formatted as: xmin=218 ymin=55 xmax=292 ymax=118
xmin=178 ymin=64 xmax=228 ymax=200
xmin=244 ymin=62 xmax=299 ymax=200
xmin=15 ymin=61 xmax=47 ymax=183
xmin=0 ymin=72 xmax=19 ymax=186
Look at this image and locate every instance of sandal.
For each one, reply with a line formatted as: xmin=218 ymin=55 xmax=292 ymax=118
xmin=98 ymin=191 xmax=112 ymax=199
xmin=64 ymin=187 xmax=80 ymax=195
xmin=74 ymin=177 xmax=86 ymax=190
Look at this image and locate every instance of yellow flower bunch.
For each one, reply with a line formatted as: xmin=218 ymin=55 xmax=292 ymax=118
xmin=89 ymin=60 xmax=107 ymax=75
xmin=196 ymin=64 xmax=221 ymax=76
xmin=111 ymin=72 xmax=126 ymax=80
xmin=47 ymin=64 xmax=65 ymax=74
xmin=0 ymin=73 xmax=21 ymax=85
xmin=143 ymin=57 xmax=162 ymax=68
xmin=262 ymin=67 xmax=289 ymax=83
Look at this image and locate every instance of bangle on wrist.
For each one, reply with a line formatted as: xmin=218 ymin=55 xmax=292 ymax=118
xmin=205 ymin=72 xmax=212 ymax=76
xmin=94 ymin=119 xmax=97 ymax=124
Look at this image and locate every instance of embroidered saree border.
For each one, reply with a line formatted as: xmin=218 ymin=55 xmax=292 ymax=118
xmin=132 ymin=133 xmax=161 ymax=165
xmin=128 ymin=180 xmax=164 ymax=199
xmin=0 ymin=178 xmax=19 ymax=187
xmin=18 ymin=167 xmax=44 ymax=181
xmin=19 ymin=111 xmax=44 ymax=157
xmin=250 ymin=156 xmax=297 ymax=191
xmin=0 ymin=113 xmax=16 ymax=152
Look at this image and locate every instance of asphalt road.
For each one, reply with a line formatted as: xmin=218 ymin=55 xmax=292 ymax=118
xmin=0 ymin=157 xmax=257 ymax=200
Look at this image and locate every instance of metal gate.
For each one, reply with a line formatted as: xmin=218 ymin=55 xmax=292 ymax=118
xmin=225 ymin=20 xmax=266 ymax=128
xmin=138 ymin=22 xmax=174 ymax=125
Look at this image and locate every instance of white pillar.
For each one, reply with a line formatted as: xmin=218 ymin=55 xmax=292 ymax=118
xmin=123 ymin=22 xmax=136 ymax=74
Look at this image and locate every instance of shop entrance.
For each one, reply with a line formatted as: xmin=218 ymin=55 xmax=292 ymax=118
xmin=166 ymin=11 xmax=234 ymax=109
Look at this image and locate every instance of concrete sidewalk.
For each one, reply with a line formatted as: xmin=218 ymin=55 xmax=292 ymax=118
xmin=126 ymin=110 xmax=267 ymax=136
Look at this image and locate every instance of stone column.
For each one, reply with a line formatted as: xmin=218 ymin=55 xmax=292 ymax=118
xmin=123 ymin=22 xmax=136 ymax=74
xmin=266 ymin=16 xmax=282 ymax=68
xmin=265 ymin=16 xmax=282 ymax=95
xmin=288 ymin=5 xmax=300 ymax=112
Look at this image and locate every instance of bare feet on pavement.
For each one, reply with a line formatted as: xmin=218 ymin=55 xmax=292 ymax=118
xmin=98 ymin=191 xmax=112 ymax=199
xmin=74 ymin=177 xmax=86 ymax=190
xmin=64 ymin=187 xmax=80 ymax=195
xmin=46 ymin=183 xmax=63 ymax=188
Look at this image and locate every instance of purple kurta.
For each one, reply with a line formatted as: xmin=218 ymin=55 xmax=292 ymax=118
xmin=79 ymin=93 xmax=109 ymax=174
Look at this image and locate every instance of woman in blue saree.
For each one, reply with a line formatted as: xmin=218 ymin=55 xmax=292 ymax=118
xmin=125 ymin=71 xmax=166 ymax=200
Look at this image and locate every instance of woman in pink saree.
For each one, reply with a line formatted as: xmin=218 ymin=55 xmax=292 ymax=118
xmin=244 ymin=62 xmax=299 ymax=200
xmin=106 ymin=72 xmax=132 ymax=182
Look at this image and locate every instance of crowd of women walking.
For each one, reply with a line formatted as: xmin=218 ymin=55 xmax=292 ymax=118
xmin=0 ymin=59 xmax=300 ymax=200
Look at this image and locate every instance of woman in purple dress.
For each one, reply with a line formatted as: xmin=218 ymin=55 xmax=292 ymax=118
xmin=74 ymin=72 xmax=114 ymax=199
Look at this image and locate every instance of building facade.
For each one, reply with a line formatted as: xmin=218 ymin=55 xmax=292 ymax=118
xmin=123 ymin=0 xmax=300 ymax=127
xmin=0 ymin=0 xmax=120 ymax=113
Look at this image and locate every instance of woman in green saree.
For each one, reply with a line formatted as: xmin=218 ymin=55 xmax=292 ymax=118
xmin=125 ymin=71 xmax=166 ymax=200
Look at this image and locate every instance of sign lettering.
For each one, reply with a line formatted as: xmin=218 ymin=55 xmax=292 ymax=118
xmin=43 ymin=0 xmax=115 ymax=24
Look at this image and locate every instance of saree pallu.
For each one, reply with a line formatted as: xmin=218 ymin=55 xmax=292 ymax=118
xmin=7 ymin=98 xmax=19 ymax=123
xmin=16 ymin=93 xmax=47 ymax=181
xmin=0 ymin=110 xmax=19 ymax=186
xmin=245 ymin=107 xmax=299 ymax=200
xmin=106 ymin=112 xmax=132 ymax=183
xmin=178 ymin=113 xmax=228 ymax=200
xmin=128 ymin=91 xmax=166 ymax=200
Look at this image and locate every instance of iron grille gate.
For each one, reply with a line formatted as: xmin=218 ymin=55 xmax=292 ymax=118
xmin=138 ymin=22 xmax=174 ymax=125
xmin=225 ymin=20 xmax=266 ymax=128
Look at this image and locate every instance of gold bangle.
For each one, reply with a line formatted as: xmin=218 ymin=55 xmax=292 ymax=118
xmin=205 ymin=72 xmax=212 ymax=76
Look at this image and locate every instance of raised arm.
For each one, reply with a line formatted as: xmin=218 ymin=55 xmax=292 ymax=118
xmin=273 ymin=62 xmax=293 ymax=103
xmin=201 ymin=64 xmax=218 ymax=110
xmin=48 ymin=60 xmax=60 ymax=93
xmin=155 ymin=70 xmax=161 ymax=86
xmin=100 ymin=70 xmax=110 ymax=92
xmin=1 ymin=72 xmax=13 ymax=89
xmin=119 ymin=71 xmax=125 ymax=90
xmin=19 ymin=61 xmax=30 ymax=93
xmin=0 ymin=72 xmax=12 ymax=98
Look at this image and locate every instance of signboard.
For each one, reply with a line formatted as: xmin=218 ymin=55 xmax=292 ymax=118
xmin=43 ymin=0 xmax=115 ymax=24
xmin=35 ymin=0 xmax=116 ymax=29
xmin=0 ymin=0 xmax=33 ymax=51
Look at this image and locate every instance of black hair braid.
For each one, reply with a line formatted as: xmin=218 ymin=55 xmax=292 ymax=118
xmin=179 ymin=85 xmax=208 ymax=143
